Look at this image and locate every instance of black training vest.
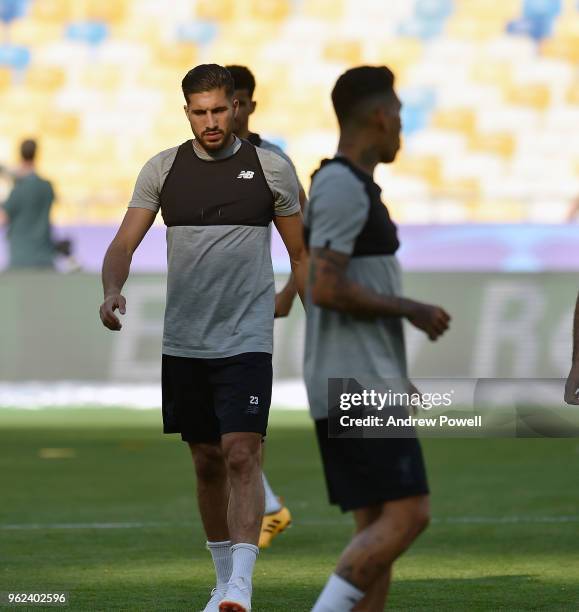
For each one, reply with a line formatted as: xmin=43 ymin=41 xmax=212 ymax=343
xmin=306 ymin=157 xmax=400 ymax=257
xmin=160 ymin=139 xmax=274 ymax=227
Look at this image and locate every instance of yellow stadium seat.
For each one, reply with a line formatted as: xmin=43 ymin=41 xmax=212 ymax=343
xmin=393 ymin=155 xmax=442 ymax=187
xmin=157 ymin=44 xmax=199 ymax=71
xmin=249 ymin=0 xmax=292 ymax=21
xmin=80 ymin=66 xmax=121 ymax=90
xmin=432 ymin=109 xmax=476 ymax=136
xmin=446 ymin=16 xmax=505 ymax=40
xmin=42 ymin=113 xmax=80 ymax=139
xmin=541 ymin=36 xmax=579 ymax=63
xmin=506 ymin=84 xmax=550 ymax=110
xmin=471 ymin=199 xmax=524 ymax=222
xmin=0 ymin=68 xmax=11 ymax=93
xmin=29 ymin=0 xmax=73 ymax=22
xmin=472 ymin=61 xmax=512 ymax=91
xmin=567 ymin=82 xmax=579 ymax=105
xmin=469 ymin=132 xmax=515 ymax=158
xmin=323 ymin=40 xmax=362 ymax=64
xmin=26 ymin=67 xmax=66 ymax=93
xmin=84 ymin=0 xmax=129 ymax=23
xmin=437 ymin=178 xmax=481 ymax=199
xmin=453 ymin=0 xmax=520 ymax=20
xmin=302 ymin=0 xmax=344 ymax=20
xmin=10 ymin=21 xmax=61 ymax=45
xmin=376 ymin=39 xmax=422 ymax=76
xmin=195 ymin=0 xmax=237 ymax=21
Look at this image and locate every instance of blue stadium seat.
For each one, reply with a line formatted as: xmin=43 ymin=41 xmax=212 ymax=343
xmin=176 ymin=22 xmax=218 ymax=46
xmin=415 ymin=0 xmax=454 ymax=21
xmin=0 ymin=0 xmax=27 ymax=24
xmin=65 ymin=22 xmax=109 ymax=46
xmin=398 ymin=18 xmax=444 ymax=40
xmin=0 ymin=44 xmax=30 ymax=70
xmin=400 ymin=88 xmax=436 ymax=136
xmin=506 ymin=16 xmax=553 ymax=41
xmin=523 ymin=0 xmax=561 ymax=20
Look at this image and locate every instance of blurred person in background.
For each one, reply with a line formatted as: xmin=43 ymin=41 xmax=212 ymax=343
xmin=227 ymin=64 xmax=306 ymax=549
xmin=564 ymin=291 xmax=579 ymax=405
xmin=0 ymin=139 xmax=56 ymax=269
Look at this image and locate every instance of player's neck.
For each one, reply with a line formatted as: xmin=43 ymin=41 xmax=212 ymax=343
xmin=235 ymin=125 xmax=251 ymax=140
xmin=336 ymin=139 xmax=378 ymax=178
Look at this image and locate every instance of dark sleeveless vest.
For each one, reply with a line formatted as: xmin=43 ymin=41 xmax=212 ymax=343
xmin=306 ymin=157 xmax=400 ymax=257
xmin=160 ymin=139 xmax=274 ymax=227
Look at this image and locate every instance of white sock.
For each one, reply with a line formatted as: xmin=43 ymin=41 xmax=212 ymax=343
xmin=206 ymin=540 xmax=232 ymax=587
xmin=311 ymin=574 xmax=364 ymax=612
xmin=262 ymin=472 xmax=282 ymax=514
xmin=230 ymin=543 xmax=259 ymax=589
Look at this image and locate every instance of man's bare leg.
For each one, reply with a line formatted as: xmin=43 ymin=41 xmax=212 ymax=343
xmin=188 ymin=441 xmax=232 ymax=610
xmin=312 ymin=495 xmax=429 ymax=612
xmin=188 ymin=442 xmax=229 ymax=540
xmin=216 ymin=432 xmax=264 ymax=611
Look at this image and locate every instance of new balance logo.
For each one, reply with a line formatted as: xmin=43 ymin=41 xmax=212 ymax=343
xmin=237 ymin=170 xmax=255 ymax=179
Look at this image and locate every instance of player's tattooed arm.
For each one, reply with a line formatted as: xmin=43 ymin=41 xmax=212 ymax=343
xmin=309 ymin=247 xmax=451 ymax=341
xmin=564 ymin=291 xmax=579 ymax=404
xmin=99 ymin=207 xmax=156 ymax=331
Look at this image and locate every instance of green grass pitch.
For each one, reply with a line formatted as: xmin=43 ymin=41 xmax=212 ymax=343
xmin=1 ymin=408 xmax=579 ymax=611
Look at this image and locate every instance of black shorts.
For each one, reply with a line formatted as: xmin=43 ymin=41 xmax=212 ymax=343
xmin=162 ymin=352 xmax=272 ymax=443
xmin=315 ymin=419 xmax=429 ymax=512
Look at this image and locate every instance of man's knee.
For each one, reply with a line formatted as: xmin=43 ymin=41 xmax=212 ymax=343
xmin=383 ymin=494 xmax=430 ymax=541
xmin=189 ymin=442 xmax=225 ymax=482
xmin=222 ymin=434 xmax=261 ymax=477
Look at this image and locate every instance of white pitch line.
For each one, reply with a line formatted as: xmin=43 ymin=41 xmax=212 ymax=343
xmin=2 ymin=516 xmax=579 ymax=531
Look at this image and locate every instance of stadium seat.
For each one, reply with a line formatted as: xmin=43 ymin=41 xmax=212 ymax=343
xmin=0 ymin=66 xmax=11 ymax=91
xmin=29 ymin=0 xmax=73 ymax=23
xmin=523 ymin=0 xmax=562 ymax=20
xmin=65 ymin=22 xmax=109 ymax=46
xmin=506 ymin=83 xmax=551 ymax=109
xmin=195 ymin=0 xmax=237 ymax=21
xmin=176 ymin=22 xmax=218 ymax=46
xmin=0 ymin=44 xmax=30 ymax=70
xmin=302 ymin=0 xmax=344 ymax=20
xmin=468 ymin=132 xmax=515 ymax=158
xmin=0 ymin=0 xmax=27 ymax=24
xmin=431 ymin=109 xmax=476 ymax=136
xmin=249 ymin=0 xmax=292 ymax=22
xmin=323 ymin=39 xmax=362 ymax=64
xmin=25 ymin=66 xmax=66 ymax=92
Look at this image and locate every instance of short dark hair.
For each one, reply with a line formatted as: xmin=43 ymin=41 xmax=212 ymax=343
xmin=226 ymin=65 xmax=256 ymax=98
xmin=331 ymin=66 xmax=396 ymax=127
xmin=181 ymin=64 xmax=234 ymax=103
xmin=20 ymin=139 xmax=37 ymax=162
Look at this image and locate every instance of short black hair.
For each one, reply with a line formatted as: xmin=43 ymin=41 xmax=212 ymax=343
xmin=331 ymin=66 xmax=396 ymax=127
xmin=226 ymin=65 xmax=256 ymax=98
xmin=181 ymin=64 xmax=234 ymax=103
xmin=20 ymin=139 xmax=37 ymax=162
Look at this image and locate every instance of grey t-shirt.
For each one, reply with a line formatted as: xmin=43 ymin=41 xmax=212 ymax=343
xmin=128 ymin=136 xmax=300 ymax=358
xmin=257 ymin=137 xmax=305 ymax=194
xmin=304 ymin=160 xmax=407 ymax=420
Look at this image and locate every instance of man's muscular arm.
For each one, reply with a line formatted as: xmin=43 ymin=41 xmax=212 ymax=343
xmin=309 ymin=247 xmax=451 ymax=341
xmin=100 ymin=208 xmax=156 ymax=331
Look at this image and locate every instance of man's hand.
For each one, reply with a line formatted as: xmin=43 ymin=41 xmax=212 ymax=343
xmin=99 ymin=294 xmax=126 ymax=331
xmin=406 ymin=301 xmax=451 ymax=341
xmin=564 ymin=363 xmax=579 ymax=405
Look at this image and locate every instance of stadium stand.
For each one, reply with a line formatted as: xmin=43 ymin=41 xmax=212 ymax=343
xmin=0 ymin=0 xmax=577 ymax=223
